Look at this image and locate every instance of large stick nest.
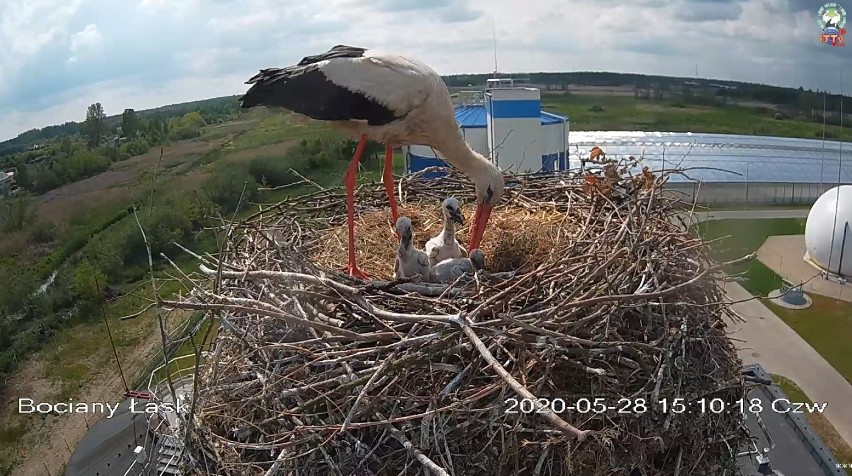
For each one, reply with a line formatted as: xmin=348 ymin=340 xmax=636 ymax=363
xmin=166 ymin=159 xmax=748 ymax=476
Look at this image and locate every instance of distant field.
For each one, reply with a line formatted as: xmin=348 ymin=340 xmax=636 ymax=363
xmin=541 ymin=95 xmax=848 ymax=140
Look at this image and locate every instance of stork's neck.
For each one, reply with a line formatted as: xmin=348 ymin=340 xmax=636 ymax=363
xmin=441 ymin=213 xmax=456 ymax=237
xmin=397 ymin=239 xmax=412 ymax=255
xmin=431 ymin=122 xmax=492 ymax=180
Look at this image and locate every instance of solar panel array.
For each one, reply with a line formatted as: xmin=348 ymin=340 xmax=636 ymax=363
xmin=568 ymin=131 xmax=852 ymax=183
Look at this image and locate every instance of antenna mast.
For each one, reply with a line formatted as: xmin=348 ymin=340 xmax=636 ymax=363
xmin=829 ymin=70 xmax=844 ymax=275
xmin=492 ymin=18 xmax=498 ymax=76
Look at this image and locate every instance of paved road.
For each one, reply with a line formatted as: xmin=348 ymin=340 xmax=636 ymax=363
xmin=683 ymin=208 xmax=810 ymax=223
xmin=723 ymin=280 xmax=852 ymax=445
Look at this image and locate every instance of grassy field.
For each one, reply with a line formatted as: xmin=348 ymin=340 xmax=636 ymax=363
xmin=767 ymin=295 xmax=852 ymax=385
xmin=699 ymin=217 xmax=852 ymax=385
xmin=541 ymin=95 xmax=849 ymax=140
xmin=772 ymin=374 xmax=852 ymax=475
xmin=699 ymin=218 xmax=806 ymax=295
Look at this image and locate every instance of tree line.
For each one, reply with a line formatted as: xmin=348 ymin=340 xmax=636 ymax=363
xmin=1 ymin=99 xmax=247 ymax=194
xmin=0 ymin=95 xmax=242 ymax=156
xmin=443 ymin=72 xmax=852 ymax=122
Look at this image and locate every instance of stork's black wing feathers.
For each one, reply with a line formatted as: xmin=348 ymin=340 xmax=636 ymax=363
xmin=297 ymin=45 xmax=367 ymax=66
xmin=239 ymin=45 xmax=398 ymax=126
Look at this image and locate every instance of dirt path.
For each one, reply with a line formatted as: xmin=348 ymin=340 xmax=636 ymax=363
xmin=6 ymin=320 xmax=164 ymax=476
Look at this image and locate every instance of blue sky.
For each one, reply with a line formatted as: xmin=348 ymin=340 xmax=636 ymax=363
xmin=0 ymin=0 xmax=849 ymax=141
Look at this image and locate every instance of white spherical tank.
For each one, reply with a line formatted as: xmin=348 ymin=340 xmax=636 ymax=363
xmin=805 ymin=185 xmax=852 ymax=276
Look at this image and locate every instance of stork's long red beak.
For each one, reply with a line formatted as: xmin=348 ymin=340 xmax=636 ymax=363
xmin=468 ymin=204 xmax=493 ymax=253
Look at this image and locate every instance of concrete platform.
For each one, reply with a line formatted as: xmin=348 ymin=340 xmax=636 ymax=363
xmin=767 ymin=288 xmax=813 ymax=309
xmin=757 ymin=235 xmax=852 ymax=302
xmin=65 ymin=398 xmax=149 ymax=476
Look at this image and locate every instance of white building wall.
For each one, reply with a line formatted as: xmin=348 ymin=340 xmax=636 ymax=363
xmin=541 ymin=123 xmax=562 ymax=156
xmin=664 ymin=182 xmax=840 ymax=205
xmin=487 ymin=88 xmax=543 ymax=173
xmin=488 ymin=118 xmax=542 ymax=172
xmin=409 ymin=144 xmax=439 ymax=158
xmin=461 ymin=128 xmax=488 ymax=156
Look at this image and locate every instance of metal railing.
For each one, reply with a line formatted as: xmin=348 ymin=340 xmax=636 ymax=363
xmin=146 ymin=353 xmax=205 ymax=399
xmin=453 ymin=90 xmax=485 ymax=107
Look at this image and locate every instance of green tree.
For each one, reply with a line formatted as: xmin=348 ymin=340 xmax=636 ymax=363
xmin=58 ymin=138 xmax=74 ymax=157
xmin=2 ymin=195 xmax=33 ymax=232
xmin=31 ymin=164 xmax=61 ymax=193
xmin=121 ymin=108 xmax=141 ymax=138
xmin=169 ymin=111 xmax=207 ymax=140
xmin=12 ymin=158 xmax=30 ymax=190
xmin=81 ymin=102 xmax=108 ymax=149
xmin=72 ymin=262 xmax=106 ymax=303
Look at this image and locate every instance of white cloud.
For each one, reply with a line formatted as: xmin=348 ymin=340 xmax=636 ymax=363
xmin=0 ymin=0 xmax=850 ymax=141
xmin=0 ymin=0 xmax=84 ymax=93
xmin=70 ymin=24 xmax=102 ymax=52
xmin=208 ymin=12 xmax=279 ymax=32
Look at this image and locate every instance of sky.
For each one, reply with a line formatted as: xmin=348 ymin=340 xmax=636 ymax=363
xmin=0 ymin=0 xmax=850 ymax=141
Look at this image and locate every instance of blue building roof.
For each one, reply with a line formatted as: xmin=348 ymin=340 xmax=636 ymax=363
xmin=454 ymin=105 xmax=567 ymax=128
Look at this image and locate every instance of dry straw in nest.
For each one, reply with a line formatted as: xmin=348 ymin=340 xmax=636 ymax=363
xmin=162 ymin=161 xmax=749 ymax=476
xmin=311 ymin=202 xmax=570 ymax=278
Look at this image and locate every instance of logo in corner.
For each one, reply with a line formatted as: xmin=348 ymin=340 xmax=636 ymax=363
xmin=818 ymin=3 xmax=847 ymax=46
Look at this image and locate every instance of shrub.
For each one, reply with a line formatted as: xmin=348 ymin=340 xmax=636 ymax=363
xmin=587 ymin=104 xmax=604 ymax=112
xmin=97 ymin=146 xmax=121 ymax=162
xmin=203 ymin=165 xmax=258 ymax=213
xmin=28 ymin=221 xmax=57 ymax=244
xmin=120 ymin=138 xmax=151 ymax=157
xmin=247 ymin=156 xmax=297 ymax=187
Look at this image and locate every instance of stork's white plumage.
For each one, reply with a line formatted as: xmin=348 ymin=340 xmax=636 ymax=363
xmin=425 ymin=197 xmax=466 ymax=266
xmin=393 ymin=217 xmax=431 ymax=282
xmin=430 ymin=249 xmax=486 ymax=284
xmin=240 ymin=45 xmax=504 ymax=279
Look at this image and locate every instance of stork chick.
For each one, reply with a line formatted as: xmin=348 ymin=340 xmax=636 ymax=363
xmin=430 ymin=249 xmax=486 ymax=284
xmin=393 ymin=216 xmax=431 ymax=282
xmin=425 ymin=197 xmax=467 ymax=266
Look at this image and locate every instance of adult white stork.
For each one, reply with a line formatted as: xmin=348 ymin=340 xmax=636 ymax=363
xmin=239 ymin=45 xmax=504 ymax=279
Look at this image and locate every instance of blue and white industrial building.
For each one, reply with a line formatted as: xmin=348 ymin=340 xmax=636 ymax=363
xmin=404 ymin=78 xmax=570 ymax=175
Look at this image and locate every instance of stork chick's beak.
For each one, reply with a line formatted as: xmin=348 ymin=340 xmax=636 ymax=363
xmin=468 ymin=204 xmax=493 ymax=252
xmin=400 ymin=229 xmax=412 ymax=247
xmin=449 ymin=208 xmax=465 ymax=226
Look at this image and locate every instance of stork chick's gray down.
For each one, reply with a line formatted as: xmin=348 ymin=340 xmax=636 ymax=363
xmin=430 ymin=249 xmax=486 ymax=284
xmin=425 ymin=197 xmax=467 ymax=266
xmin=393 ymin=216 xmax=431 ymax=282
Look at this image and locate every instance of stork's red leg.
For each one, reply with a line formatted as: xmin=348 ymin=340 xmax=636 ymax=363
xmin=383 ymin=144 xmax=399 ymax=226
xmin=343 ymin=134 xmax=370 ymax=280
